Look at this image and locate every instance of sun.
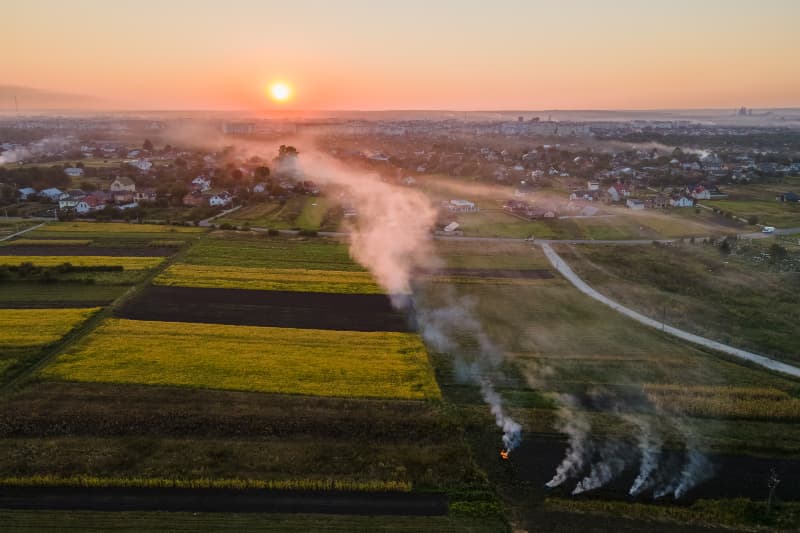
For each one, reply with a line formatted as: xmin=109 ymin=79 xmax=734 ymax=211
xmin=269 ymin=82 xmax=292 ymax=103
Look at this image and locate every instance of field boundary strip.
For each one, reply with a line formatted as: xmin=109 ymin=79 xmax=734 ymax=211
xmin=541 ymin=243 xmax=800 ymax=379
xmin=0 ymin=222 xmax=45 ymax=242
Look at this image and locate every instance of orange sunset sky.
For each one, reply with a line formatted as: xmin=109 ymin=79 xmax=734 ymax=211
xmin=3 ymin=0 xmax=799 ymax=111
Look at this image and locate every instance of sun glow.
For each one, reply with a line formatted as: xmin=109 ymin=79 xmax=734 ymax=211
xmin=269 ymin=82 xmax=292 ymax=103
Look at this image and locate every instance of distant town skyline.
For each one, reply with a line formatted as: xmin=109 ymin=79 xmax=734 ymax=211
xmin=3 ymin=0 xmax=799 ymax=111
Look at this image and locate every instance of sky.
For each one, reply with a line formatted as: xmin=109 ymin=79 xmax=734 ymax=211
xmin=3 ymin=0 xmax=799 ymax=111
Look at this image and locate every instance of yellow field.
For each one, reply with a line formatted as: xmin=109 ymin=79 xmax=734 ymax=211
xmin=42 ymin=319 xmax=441 ymax=400
xmin=0 ymin=256 xmax=163 ymax=270
xmin=4 ymin=239 xmax=92 ymax=246
xmin=644 ymin=384 xmax=800 ymax=420
xmin=154 ymin=264 xmax=383 ymax=293
xmin=39 ymin=222 xmax=203 ymax=234
xmin=0 ymin=308 xmax=100 ymax=357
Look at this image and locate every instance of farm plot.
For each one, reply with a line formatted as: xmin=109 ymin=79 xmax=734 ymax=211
xmin=41 ymin=319 xmax=441 ymax=400
xmin=24 ymin=222 xmax=203 ymax=248
xmin=117 ymin=286 xmax=410 ymax=332
xmin=0 ymin=255 xmax=163 ymax=269
xmin=183 ymin=233 xmax=361 ymax=270
xmin=0 ymin=308 xmax=100 ymax=380
xmin=155 ymin=264 xmax=382 ymax=294
xmin=0 ymin=246 xmax=175 ymax=257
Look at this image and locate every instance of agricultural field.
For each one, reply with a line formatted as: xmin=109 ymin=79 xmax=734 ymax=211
xmin=0 ymin=219 xmax=40 ymax=240
xmin=41 ymin=318 xmax=440 ymax=400
xmin=155 ymin=264 xmax=382 ymax=293
xmin=555 ymin=242 xmax=800 ymax=365
xmin=217 ymin=196 xmax=334 ymax=231
xmin=181 ymin=231 xmax=363 ymax=270
xmin=0 ymin=307 xmax=99 ymax=381
xmin=703 ymin=177 xmax=800 ymax=227
xmin=22 ymin=221 xmax=203 ymax=248
xmin=0 ymin=255 xmax=163 ymax=269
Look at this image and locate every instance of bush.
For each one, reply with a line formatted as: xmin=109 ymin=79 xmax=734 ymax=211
xmin=299 ymin=229 xmax=318 ymax=237
xmin=267 ymin=228 xmax=280 ymax=236
xmin=748 ymin=215 xmax=759 ymax=225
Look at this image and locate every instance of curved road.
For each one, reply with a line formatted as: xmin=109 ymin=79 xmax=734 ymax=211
xmin=540 ymin=243 xmax=800 ymax=379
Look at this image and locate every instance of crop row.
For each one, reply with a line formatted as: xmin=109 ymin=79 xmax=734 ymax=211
xmin=42 ymin=319 xmax=441 ymax=400
xmin=155 ymin=264 xmax=382 ymax=294
xmin=35 ymin=222 xmax=203 ymax=234
xmin=4 ymin=239 xmax=92 ymax=246
xmin=643 ymin=383 xmax=789 ymax=400
xmin=0 ymin=256 xmax=163 ymax=270
xmin=0 ymin=308 xmax=100 ymax=354
xmin=0 ymin=474 xmax=411 ymax=492
xmin=645 ymin=386 xmax=800 ymax=421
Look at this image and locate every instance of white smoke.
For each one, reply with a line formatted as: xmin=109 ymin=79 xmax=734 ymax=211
xmin=546 ymin=395 xmax=592 ymax=488
xmin=572 ymin=440 xmax=629 ymax=495
xmin=482 ymin=380 xmax=522 ymax=452
xmin=625 ymin=415 xmax=663 ymax=497
xmin=0 ymin=137 xmax=71 ymax=164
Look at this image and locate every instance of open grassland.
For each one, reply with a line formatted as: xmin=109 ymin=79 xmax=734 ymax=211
xmin=0 ymin=220 xmax=39 ymax=239
xmin=556 ymin=243 xmax=800 ymax=365
xmin=0 ymin=308 xmax=100 ymax=381
xmin=0 ymin=256 xmax=163 ymax=269
xmin=34 ymin=222 xmax=202 ymax=234
xmin=42 ymin=319 xmax=441 ymax=400
xmin=155 ymin=264 xmax=382 ymax=294
xmin=434 ymin=240 xmax=551 ymax=270
xmin=0 ymin=510 xmax=505 ymax=533
xmin=183 ymin=232 xmax=363 ymax=270
xmin=705 ymin=177 xmax=800 ymax=227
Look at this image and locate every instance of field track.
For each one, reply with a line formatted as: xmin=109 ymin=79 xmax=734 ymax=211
xmin=0 ymin=486 xmax=448 ymax=515
xmin=116 ymin=286 xmax=412 ymax=332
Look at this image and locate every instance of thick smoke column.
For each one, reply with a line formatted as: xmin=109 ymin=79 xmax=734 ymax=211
xmin=572 ymin=440 xmax=629 ymax=495
xmin=625 ymin=415 xmax=663 ymax=496
xmin=546 ymin=395 xmax=592 ymax=488
xmin=294 ymin=149 xmax=522 ymax=453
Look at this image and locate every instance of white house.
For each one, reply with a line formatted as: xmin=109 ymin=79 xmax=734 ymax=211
xmin=128 ymin=159 xmax=153 ymax=172
xmin=586 ymin=181 xmax=600 ymax=191
xmin=691 ymin=185 xmax=711 ymax=200
xmin=192 ymin=176 xmax=212 ymax=191
xmin=607 ymin=183 xmax=630 ymax=202
xmin=64 ymin=167 xmax=84 ymax=177
xmin=110 ymin=177 xmax=136 ymax=192
xmin=446 ymin=199 xmax=479 ymax=213
xmin=626 ymin=198 xmax=645 ymax=210
xmin=209 ymin=192 xmax=232 ymax=207
xmin=253 ymin=183 xmax=268 ymax=193
xmin=39 ymin=188 xmax=64 ymax=201
xmin=670 ymin=195 xmax=694 ymax=208
xmin=58 ymin=190 xmax=86 ymax=210
xmin=17 ymin=187 xmax=37 ymax=200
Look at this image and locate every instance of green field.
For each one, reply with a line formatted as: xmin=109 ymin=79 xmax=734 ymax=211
xmin=218 ymin=197 xmax=312 ymax=229
xmin=155 ymin=264 xmax=382 ymax=293
xmin=704 ymin=177 xmax=800 ymax=227
xmin=556 ymin=242 xmax=800 ymax=365
xmin=22 ymin=222 xmax=203 ymax=247
xmin=42 ymin=319 xmax=441 ymax=400
xmin=182 ymin=232 xmax=363 ymax=270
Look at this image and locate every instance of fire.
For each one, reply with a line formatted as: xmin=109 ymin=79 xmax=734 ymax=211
xmin=500 ymin=450 xmax=510 ymax=460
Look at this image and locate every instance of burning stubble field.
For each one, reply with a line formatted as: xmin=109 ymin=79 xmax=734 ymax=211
xmin=412 ymin=240 xmax=800 ymax=531
xmin=0 ymin=229 xmax=504 ymax=530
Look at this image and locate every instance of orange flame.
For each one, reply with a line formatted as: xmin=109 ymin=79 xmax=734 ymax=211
xmin=500 ymin=450 xmax=510 ymax=460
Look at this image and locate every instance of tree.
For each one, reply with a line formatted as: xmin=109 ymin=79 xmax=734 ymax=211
xmin=231 ymin=169 xmax=244 ymax=182
xmin=769 ymin=243 xmax=788 ymax=263
xmin=255 ymin=166 xmax=270 ymax=180
xmin=143 ymin=139 xmax=154 ymax=152
xmin=278 ymin=145 xmax=299 ymax=158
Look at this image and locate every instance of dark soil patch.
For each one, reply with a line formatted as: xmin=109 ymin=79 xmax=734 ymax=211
xmin=0 ymin=300 xmax=113 ymax=309
xmin=0 ymin=246 xmax=175 ymax=257
xmin=416 ymin=268 xmax=554 ymax=279
xmin=0 ymin=486 xmax=448 ymax=515
xmin=115 ymin=286 xmax=412 ymax=332
xmin=508 ymin=434 xmax=800 ymax=503
xmin=0 ymin=382 xmax=455 ymax=443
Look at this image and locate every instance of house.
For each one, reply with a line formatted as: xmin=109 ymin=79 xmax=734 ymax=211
xmin=653 ymin=196 xmax=669 ymax=209
xmin=691 ymin=185 xmax=711 ymax=200
xmin=446 ymin=199 xmax=479 ymax=213
xmin=64 ymin=167 xmax=84 ymax=177
xmin=110 ymin=177 xmax=136 ymax=192
xmin=39 ymin=188 xmax=64 ymax=201
xmin=297 ymin=180 xmax=320 ymax=195
xmin=607 ymin=183 xmax=630 ymax=202
xmin=134 ymin=188 xmax=157 ymax=202
xmin=191 ymin=176 xmax=212 ymax=191
xmin=670 ymin=195 xmax=694 ymax=208
xmin=586 ymin=180 xmax=600 ymax=191
xmin=401 ymin=176 xmax=416 ymax=186
xmin=17 ymin=187 xmax=37 ymax=200
xmin=209 ymin=192 xmax=233 ymax=207
xmin=75 ymin=195 xmax=103 ymax=214
xmin=58 ymin=189 xmax=86 ymax=210
xmin=128 ymin=159 xmax=152 ymax=172
xmin=626 ymin=198 xmax=645 ymax=210
xmin=777 ymin=192 xmax=800 ymax=203
xmin=111 ymin=191 xmax=135 ymax=204
xmin=253 ymin=183 xmax=268 ymax=194
xmin=580 ymin=205 xmax=600 ymax=217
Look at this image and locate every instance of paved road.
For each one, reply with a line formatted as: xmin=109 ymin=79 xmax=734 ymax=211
xmin=540 ymin=243 xmax=800 ymax=379
xmin=0 ymin=222 xmax=45 ymax=242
